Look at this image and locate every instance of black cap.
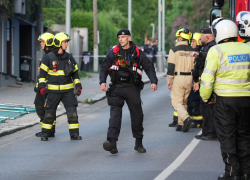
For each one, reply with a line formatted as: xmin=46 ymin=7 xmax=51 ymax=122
xmin=200 ymin=28 xmax=212 ymax=34
xmin=117 ymin=29 xmax=131 ymax=37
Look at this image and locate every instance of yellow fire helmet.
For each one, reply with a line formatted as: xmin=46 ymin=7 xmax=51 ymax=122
xmin=179 ymin=29 xmax=192 ymax=40
xmin=37 ymin=32 xmax=54 ymax=46
xmin=175 ymin=27 xmax=184 ymax=37
xmin=53 ymin=32 xmax=71 ymax=47
xmin=192 ymin=32 xmax=201 ymax=46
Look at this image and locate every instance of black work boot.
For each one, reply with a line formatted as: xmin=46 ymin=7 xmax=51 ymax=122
xmin=41 ymin=136 xmax=48 ymax=141
xmin=169 ymin=121 xmax=178 ymax=127
xmin=195 ymin=134 xmax=205 ymax=140
xmin=241 ymin=174 xmax=250 ymax=180
xmin=35 ymin=132 xmax=42 ymax=137
xmin=218 ymin=174 xmax=240 ymax=180
xmin=103 ymin=138 xmax=118 ymax=154
xmin=176 ymin=125 xmax=183 ymax=131
xmin=71 ymin=135 xmax=82 ymax=140
xmin=183 ymin=117 xmax=193 ymax=132
xmin=49 ymin=132 xmax=55 ymax=137
xmin=134 ymin=138 xmax=146 ymax=153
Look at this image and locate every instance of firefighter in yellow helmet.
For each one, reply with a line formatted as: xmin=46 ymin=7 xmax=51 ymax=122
xmin=34 ymin=32 xmax=56 ymax=138
xmin=38 ymin=32 xmax=82 ymax=141
xmin=167 ymin=28 xmax=194 ymax=132
xmin=200 ymin=18 xmax=250 ymax=180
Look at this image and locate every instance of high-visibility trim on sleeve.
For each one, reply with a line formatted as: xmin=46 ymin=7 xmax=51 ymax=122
xmin=40 ymin=64 xmax=49 ymax=72
xmin=203 ymin=69 xmax=215 ymax=76
xmin=74 ymin=79 xmax=81 ymax=84
xmin=42 ymin=123 xmax=52 ymax=129
xmin=39 ymin=78 xmax=46 ymax=83
xmin=69 ymin=124 xmax=79 ymax=129
xmin=73 ymin=64 xmax=78 ymax=72
xmin=201 ymin=81 xmax=213 ymax=88
xmin=36 ymin=82 xmax=38 ymax=88
xmin=53 ymin=120 xmax=56 ymax=126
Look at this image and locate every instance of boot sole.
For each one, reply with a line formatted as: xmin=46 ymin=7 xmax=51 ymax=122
xmin=134 ymin=147 xmax=146 ymax=153
xmin=103 ymin=142 xmax=118 ymax=154
xmin=183 ymin=119 xmax=193 ymax=132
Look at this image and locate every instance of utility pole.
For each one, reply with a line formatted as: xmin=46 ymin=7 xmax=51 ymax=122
xmin=150 ymin=23 xmax=155 ymax=39
xmin=162 ymin=0 xmax=166 ymax=68
xmin=157 ymin=0 xmax=164 ymax=72
xmin=65 ymin=0 xmax=71 ymax=53
xmin=128 ymin=0 xmax=132 ymax=36
xmin=93 ymin=0 xmax=99 ymax=72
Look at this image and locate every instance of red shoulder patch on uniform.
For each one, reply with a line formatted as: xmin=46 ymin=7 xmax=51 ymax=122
xmin=135 ymin=46 xmax=140 ymax=58
xmin=113 ymin=45 xmax=120 ymax=54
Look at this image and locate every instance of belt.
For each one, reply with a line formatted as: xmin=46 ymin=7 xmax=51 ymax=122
xmin=174 ymin=72 xmax=192 ymax=76
xmin=114 ymin=83 xmax=135 ymax=88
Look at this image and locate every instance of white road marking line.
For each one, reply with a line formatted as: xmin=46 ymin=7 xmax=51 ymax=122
xmin=154 ymin=130 xmax=202 ymax=180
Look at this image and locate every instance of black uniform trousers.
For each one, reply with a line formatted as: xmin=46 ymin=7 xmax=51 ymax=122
xmin=34 ymin=92 xmax=56 ymax=133
xmin=187 ymin=87 xmax=203 ymax=125
xmin=213 ymin=96 xmax=250 ymax=176
xmin=200 ymin=97 xmax=216 ymax=136
xmin=42 ymin=91 xmax=79 ymax=137
xmin=108 ymin=85 xmax=144 ymax=141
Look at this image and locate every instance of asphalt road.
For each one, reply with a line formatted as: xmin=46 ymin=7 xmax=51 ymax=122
xmin=0 ymin=78 xmax=224 ymax=180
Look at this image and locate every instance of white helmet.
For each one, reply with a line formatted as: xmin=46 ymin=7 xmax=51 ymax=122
xmin=236 ymin=11 xmax=250 ymax=38
xmin=211 ymin=18 xmax=238 ymax=43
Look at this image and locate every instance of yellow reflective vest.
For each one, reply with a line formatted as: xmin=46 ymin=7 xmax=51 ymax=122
xmin=200 ymin=42 xmax=250 ymax=100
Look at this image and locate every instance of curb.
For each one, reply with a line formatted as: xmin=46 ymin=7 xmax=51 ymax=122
xmin=0 ymin=109 xmax=66 ymax=138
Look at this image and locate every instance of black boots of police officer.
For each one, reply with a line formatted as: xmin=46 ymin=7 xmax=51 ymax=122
xmin=103 ymin=138 xmax=146 ymax=154
xmin=134 ymin=138 xmax=146 ymax=153
xmin=218 ymin=174 xmax=240 ymax=180
xmin=103 ymin=138 xmax=118 ymax=154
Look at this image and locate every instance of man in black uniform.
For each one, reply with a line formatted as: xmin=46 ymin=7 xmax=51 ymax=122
xmin=190 ymin=28 xmax=217 ymax=140
xmin=100 ymin=29 xmax=158 ymax=154
xmin=34 ymin=32 xmax=56 ymax=137
xmin=39 ymin=32 xmax=82 ymax=141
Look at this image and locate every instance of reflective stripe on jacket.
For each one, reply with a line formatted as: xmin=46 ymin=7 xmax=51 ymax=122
xmin=200 ymin=42 xmax=250 ymax=100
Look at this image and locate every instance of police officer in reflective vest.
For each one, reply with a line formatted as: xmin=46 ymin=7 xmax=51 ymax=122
xmin=167 ymin=28 xmax=194 ymax=132
xmin=100 ymin=29 xmax=158 ymax=154
xmin=39 ymin=32 xmax=82 ymax=141
xmin=200 ymin=18 xmax=250 ymax=180
xmin=34 ymin=32 xmax=56 ymax=138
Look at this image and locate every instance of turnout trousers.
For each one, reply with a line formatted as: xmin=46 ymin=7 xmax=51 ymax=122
xmin=200 ymin=97 xmax=216 ymax=136
xmin=213 ymin=96 xmax=250 ymax=176
xmin=34 ymin=92 xmax=56 ymax=133
xmin=42 ymin=91 xmax=79 ymax=137
xmin=171 ymin=76 xmax=193 ymax=125
xmin=107 ymin=85 xmax=144 ymax=141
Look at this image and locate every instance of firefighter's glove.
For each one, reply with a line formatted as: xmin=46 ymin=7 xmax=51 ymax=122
xmin=40 ymin=87 xmax=48 ymax=96
xmin=76 ymin=88 xmax=82 ymax=96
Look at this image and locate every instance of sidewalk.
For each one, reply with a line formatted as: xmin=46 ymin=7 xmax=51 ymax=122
xmin=0 ymin=70 xmax=166 ymax=137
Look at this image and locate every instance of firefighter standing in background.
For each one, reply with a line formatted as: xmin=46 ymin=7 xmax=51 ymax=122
xmin=188 ymin=32 xmax=203 ymax=128
xmin=190 ymin=28 xmax=217 ymax=140
xmin=39 ymin=32 xmax=82 ymax=141
xmin=34 ymin=33 xmax=56 ymax=137
xmin=167 ymin=28 xmax=194 ymax=132
xmin=200 ymin=18 xmax=250 ymax=180
xmin=169 ymin=28 xmax=185 ymax=127
xmin=99 ymin=29 xmax=158 ymax=154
